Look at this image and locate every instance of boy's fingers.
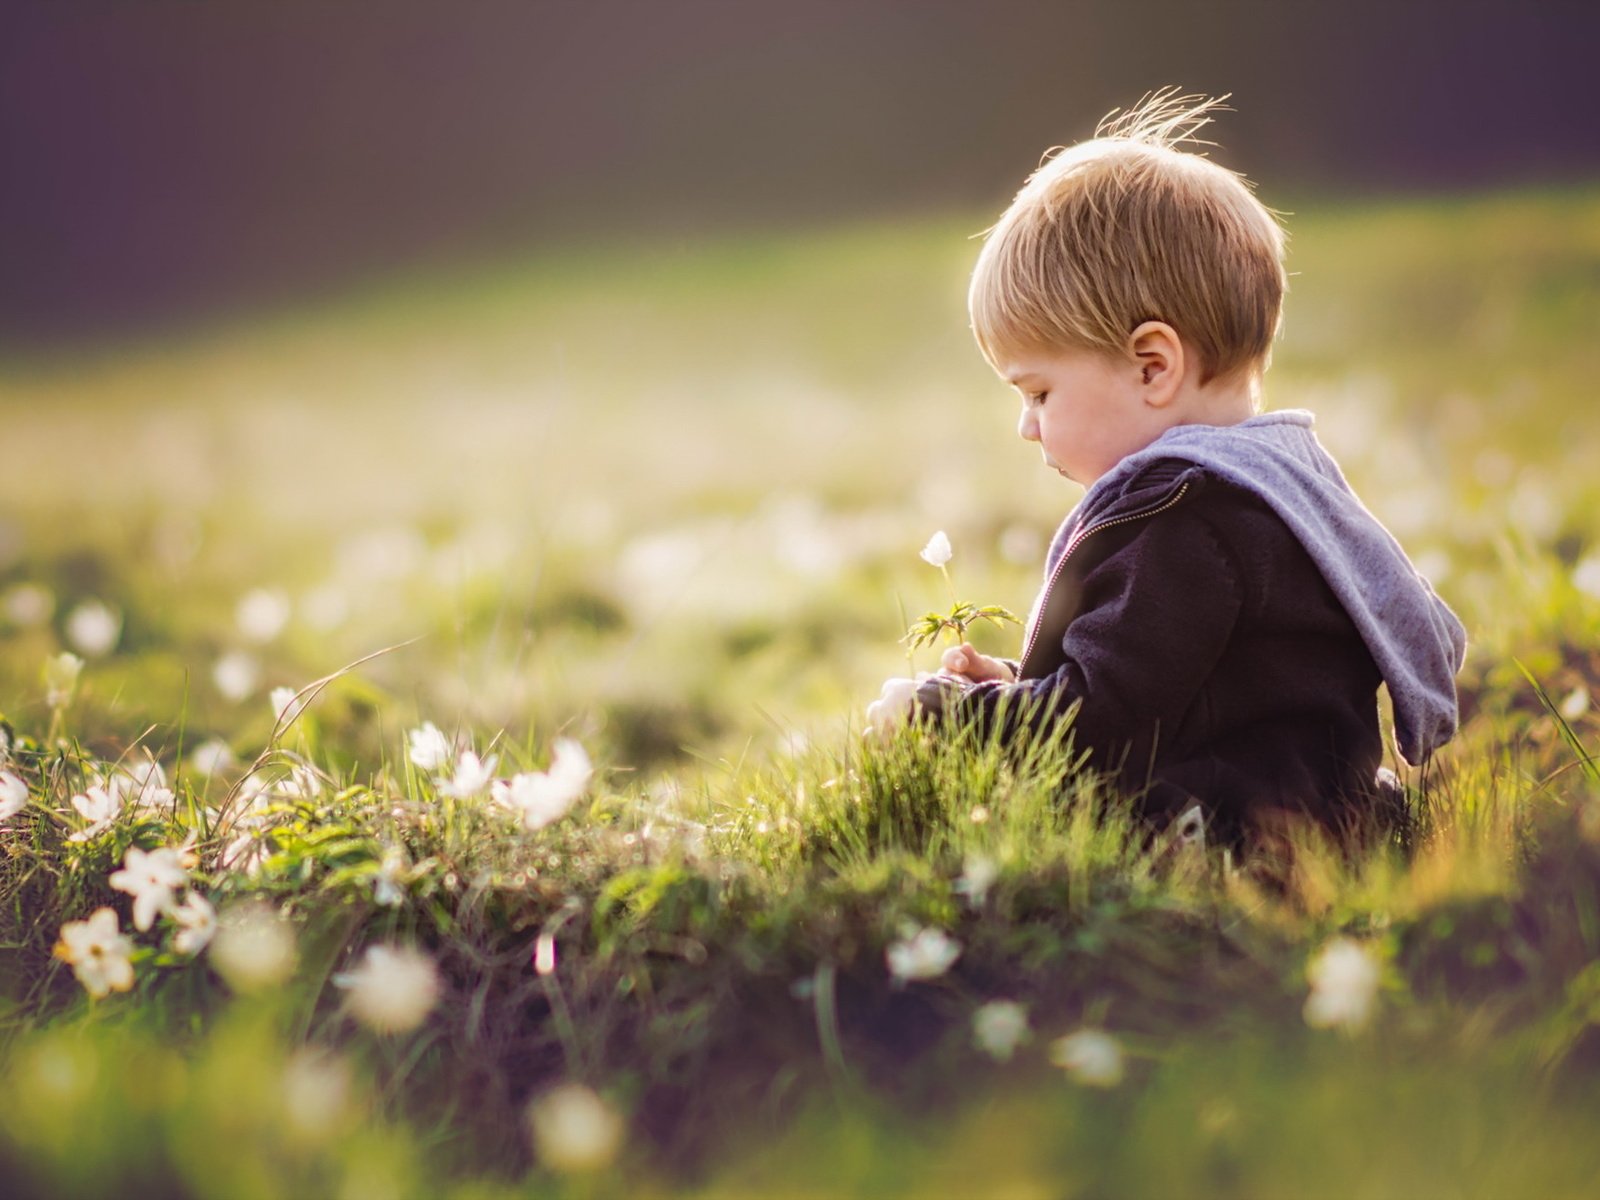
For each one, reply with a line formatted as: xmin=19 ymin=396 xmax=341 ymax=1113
xmin=940 ymin=645 xmax=969 ymax=674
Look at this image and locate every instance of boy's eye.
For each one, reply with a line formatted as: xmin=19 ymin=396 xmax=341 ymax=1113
xmin=1028 ymin=391 xmax=1047 ymax=406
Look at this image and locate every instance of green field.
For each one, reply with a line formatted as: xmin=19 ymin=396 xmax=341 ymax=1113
xmin=3 ymin=184 xmax=1600 ymax=1197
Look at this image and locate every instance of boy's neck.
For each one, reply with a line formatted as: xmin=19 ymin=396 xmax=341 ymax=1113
xmin=1174 ymin=369 xmax=1260 ymax=429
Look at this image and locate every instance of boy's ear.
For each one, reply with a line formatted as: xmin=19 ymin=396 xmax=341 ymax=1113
xmin=1127 ymin=321 xmax=1184 ymax=407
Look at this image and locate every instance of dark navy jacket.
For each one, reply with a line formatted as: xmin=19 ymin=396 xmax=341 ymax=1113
xmin=917 ymin=460 xmax=1389 ymax=844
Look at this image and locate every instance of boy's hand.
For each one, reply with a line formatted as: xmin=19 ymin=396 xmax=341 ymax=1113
xmin=939 ymin=642 xmax=1016 ymax=684
xmin=864 ymin=676 xmax=925 ymax=741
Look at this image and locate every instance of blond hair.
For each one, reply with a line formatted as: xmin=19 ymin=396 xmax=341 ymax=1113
xmin=970 ymin=90 xmax=1286 ymax=385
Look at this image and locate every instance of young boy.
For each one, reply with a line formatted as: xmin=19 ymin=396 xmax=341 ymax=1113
xmin=867 ymin=92 xmax=1467 ymax=847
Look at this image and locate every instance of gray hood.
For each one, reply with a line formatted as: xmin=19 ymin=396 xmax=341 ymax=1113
xmin=1059 ymin=409 xmax=1467 ymax=765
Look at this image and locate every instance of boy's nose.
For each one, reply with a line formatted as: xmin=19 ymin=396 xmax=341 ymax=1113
xmin=1017 ymin=406 xmax=1039 ymax=442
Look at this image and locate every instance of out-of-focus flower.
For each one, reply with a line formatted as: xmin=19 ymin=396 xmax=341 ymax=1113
xmin=68 ymin=780 xmax=124 ymax=842
xmin=437 ymin=750 xmax=497 ymax=799
xmin=0 ymin=770 xmax=28 ymax=822
xmin=528 ymin=1084 xmax=624 ymax=1174
xmin=1560 ymin=685 xmax=1591 ymax=722
xmin=108 ymin=846 xmax=189 ymax=931
xmin=271 ymin=686 xmax=306 ymax=725
xmin=280 ymin=1049 xmax=355 ymax=1145
xmin=333 ymin=944 xmax=440 ymax=1033
xmin=190 ymin=738 xmax=236 ymax=776
xmin=1304 ymin=937 xmax=1381 ymax=1031
xmin=491 ymin=739 xmax=593 ymax=832
xmin=407 ymin=722 xmax=453 ymax=772
xmin=1575 ymin=556 xmax=1600 ymax=601
xmin=1050 ymin=1029 xmax=1125 ymax=1087
xmin=274 ymin=764 xmax=324 ymax=802
xmin=373 ymin=847 xmax=406 ymax=908
xmin=65 ymin=599 xmax=121 ymax=658
xmin=212 ymin=651 xmax=261 ymax=702
xmin=121 ymin=754 xmax=175 ymax=812
xmin=972 ymin=1000 xmax=1031 ymax=1062
xmin=236 ymin=587 xmax=291 ymax=643
xmin=2 ymin=581 xmax=55 ymax=628
xmin=886 ymin=925 xmax=961 ymax=983
xmin=53 ymin=907 xmax=135 ymax=998
xmin=954 ymin=852 xmax=999 ymax=908
xmin=44 ymin=652 xmax=84 ymax=708
xmin=920 ymin=530 xmax=954 ymax=567
xmin=210 ymin=901 xmax=297 ymax=992
xmin=171 ymin=891 xmax=217 ymax=955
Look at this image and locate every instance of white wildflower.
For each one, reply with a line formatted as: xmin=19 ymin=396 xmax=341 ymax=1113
xmin=108 ymin=845 xmax=189 ymax=932
xmin=1050 ymin=1028 xmax=1125 ymax=1087
xmin=1560 ymin=685 xmax=1590 ymax=723
xmin=67 ymin=780 xmax=124 ymax=842
xmin=212 ymin=651 xmax=261 ymax=701
xmin=406 ymin=722 xmax=454 ymax=772
xmin=437 ymin=750 xmax=497 ymax=800
xmin=491 ymin=739 xmax=593 ymax=832
xmin=120 ymin=754 xmax=174 ymax=812
xmin=919 ymin=529 xmax=953 ymax=567
xmin=44 ymin=651 xmax=83 ymax=708
xmin=52 ymin=907 xmax=135 ymax=998
xmin=190 ymin=737 xmax=236 ymax=776
xmin=270 ymin=686 xmax=306 ymax=725
xmin=65 ymin=599 xmax=121 ymax=657
xmin=280 ymin=1049 xmax=354 ymax=1145
xmin=2 ymin=581 xmax=55 ymax=628
xmin=235 ymin=587 xmax=291 ymax=643
xmin=528 ymin=1084 xmax=624 ymax=1174
xmin=1576 ymin=555 xmax=1600 ymax=601
xmin=171 ymin=891 xmax=217 ymax=955
xmin=210 ymin=902 xmax=297 ymax=992
xmin=0 ymin=770 xmax=27 ymax=822
xmin=954 ymin=852 xmax=1000 ymax=908
xmin=886 ymin=925 xmax=961 ymax=983
xmin=333 ymin=944 xmax=440 ymax=1034
xmin=373 ymin=847 xmax=406 ymax=908
xmin=972 ymin=1000 xmax=1031 ymax=1062
xmin=1304 ymin=937 xmax=1381 ymax=1031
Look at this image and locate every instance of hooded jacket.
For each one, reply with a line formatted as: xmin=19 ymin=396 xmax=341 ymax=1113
xmin=918 ymin=410 xmax=1468 ymax=837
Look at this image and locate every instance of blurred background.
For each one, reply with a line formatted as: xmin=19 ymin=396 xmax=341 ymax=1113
xmin=2 ymin=0 xmax=1598 ymax=782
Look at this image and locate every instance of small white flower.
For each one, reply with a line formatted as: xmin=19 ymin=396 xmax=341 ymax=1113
xmin=52 ymin=907 xmax=135 ymax=998
xmin=954 ymin=853 xmax=999 ymax=908
xmin=1050 ymin=1029 xmax=1125 ymax=1087
xmin=919 ymin=529 xmax=953 ymax=567
xmin=491 ymin=739 xmax=593 ymax=831
xmin=44 ymin=651 xmax=84 ymax=708
xmin=0 ymin=770 xmax=27 ymax=822
xmin=972 ymin=1000 xmax=1031 ymax=1062
xmin=235 ymin=587 xmax=291 ymax=643
xmin=373 ymin=847 xmax=406 ymax=908
xmin=437 ymin=750 xmax=498 ymax=800
xmin=273 ymin=764 xmax=324 ymax=802
xmin=65 ymin=599 xmax=121 ymax=658
xmin=886 ymin=925 xmax=962 ymax=983
xmin=212 ymin=651 xmax=261 ymax=701
xmin=527 ymin=1084 xmax=624 ymax=1174
xmin=171 ymin=891 xmax=217 ymax=955
xmin=280 ymin=1050 xmax=354 ymax=1145
xmin=1303 ymin=937 xmax=1381 ymax=1031
xmin=120 ymin=754 xmax=174 ymax=813
xmin=210 ymin=902 xmax=297 ymax=992
xmin=270 ymin=686 xmax=305 ymax=725
xmin=190 ymin=738 xmax=236 ymax=776
xmin=68 ymin=780 xmax=125 ymax=842
xmin=406 ymin=722 xmax=454 ymax=772
xmin=1576 ymin=556 xmax=1600 ymax=601
xmin=108 ymin=845 xmax=189 ymax=932
xmin=1560 ymin=685 xmax=1591 ymax=723
xmin=2 ymin=581 xmax=55 ymax=628
xmin=333 ymin=944 xmax=440 ymax=1034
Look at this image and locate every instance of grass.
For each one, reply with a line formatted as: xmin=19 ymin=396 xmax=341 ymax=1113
xmin=2 ymin=183 xmax=1600 ymax=1196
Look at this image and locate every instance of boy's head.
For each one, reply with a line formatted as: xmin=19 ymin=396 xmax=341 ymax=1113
xmin=969 ymin=90 xmax=1286 ymax=392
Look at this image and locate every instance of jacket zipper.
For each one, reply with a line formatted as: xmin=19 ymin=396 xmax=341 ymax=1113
xmin=1018 ymin=480 xmax=1193 ymax=676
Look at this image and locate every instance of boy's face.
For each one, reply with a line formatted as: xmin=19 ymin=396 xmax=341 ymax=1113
xmin=1002 ymin=344 xmax=1174 ymax=487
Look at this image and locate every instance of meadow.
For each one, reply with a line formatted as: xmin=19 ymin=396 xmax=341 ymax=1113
xmin=2 ymin=183 xmax=1600 ymax=1197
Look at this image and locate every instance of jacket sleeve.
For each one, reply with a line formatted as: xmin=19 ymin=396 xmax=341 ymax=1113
xmin=916 ymin=505 xmax=1245 ymax=763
